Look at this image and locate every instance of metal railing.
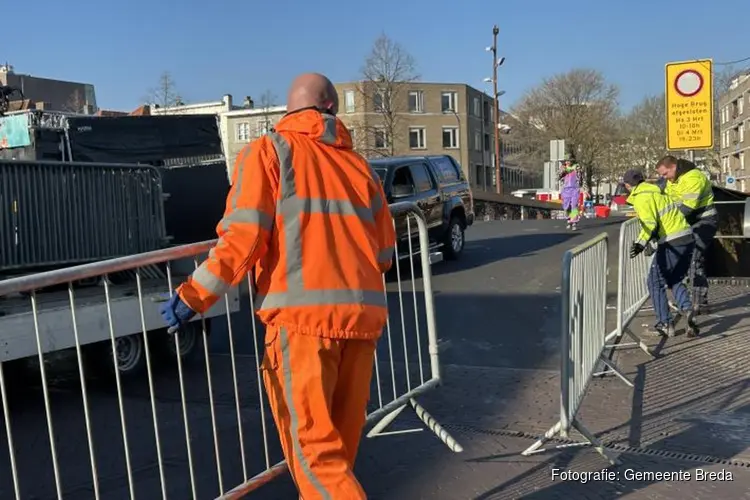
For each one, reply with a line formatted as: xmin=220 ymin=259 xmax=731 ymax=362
xmin=0 ymin=201 xmax=461 ymax=499
xmin=521 ymin=233 xmax=624 ymax=464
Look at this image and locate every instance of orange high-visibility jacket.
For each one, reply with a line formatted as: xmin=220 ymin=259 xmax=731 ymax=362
xmin=177 ymin=108 xmax=396 ymax=339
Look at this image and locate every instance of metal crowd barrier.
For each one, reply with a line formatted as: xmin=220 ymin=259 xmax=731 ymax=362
xmin=0 ymin=201 xmax=461 ymax=499
xmin=596 ymin=218 xmax=657 ymax=372
xmin=0 ymin=160 xmax=167 ymax=273
xmin=521 ymin=233 xmax=624 ymax=464
xmin=601 ymin=199 xmax=750 ymax=368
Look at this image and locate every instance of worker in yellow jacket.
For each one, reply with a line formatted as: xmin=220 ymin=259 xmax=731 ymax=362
xmin=623 ymin=169 xmax=699 ymax=338
xmin=655 ymin=156 xmax=717 ymax=314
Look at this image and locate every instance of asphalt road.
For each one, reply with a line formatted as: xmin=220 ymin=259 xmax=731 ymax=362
xmin=0 ymin=216 xmax=628 ymax=499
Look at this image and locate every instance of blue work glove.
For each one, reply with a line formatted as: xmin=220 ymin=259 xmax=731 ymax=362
xmin=159 ymin=293 xmax=196 ymax=331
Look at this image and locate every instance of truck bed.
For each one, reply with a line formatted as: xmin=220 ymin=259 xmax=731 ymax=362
xmin=0 ymin=277 xmax=240 ymax=363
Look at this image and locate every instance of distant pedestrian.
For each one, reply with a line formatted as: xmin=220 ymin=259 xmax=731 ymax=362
xmin=623 ymin=169 xmax=699 ymax=338
xmin=655 ymin=155 xmax=717 ymax=315
xmin=559 ymin=159 xmax=582 ymax=230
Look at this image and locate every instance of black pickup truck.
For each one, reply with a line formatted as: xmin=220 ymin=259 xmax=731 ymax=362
xmin=371 ymin=155 xmax=475 ymax=260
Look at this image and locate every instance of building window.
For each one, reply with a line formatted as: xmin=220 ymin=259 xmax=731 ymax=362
xmin=474 ymin=164 xmax=484 ymax=187
xmin=740 ymin=123 xmax=745 ymax=143
xmin=484 ymin=101 xmax=491 ymax=122
xmin=237 ymin=122 xmax=250 ymax=142
xmin=349 ymin=128 xmax=357 ymax=146
xmin=474 ymin=131 xmax=481 ymax=151
xmin=345 ymin=90 xmax=355 ymax=113
xmin=473 ymin=97 xmax=481 ymax=117
xmin=373 ymin=90 xmax=389 ymax=112
xmin=484 ymin=133 xmax=490 ymax=151
xmin=741 ymin=151 xmax=746 ymax=170
xmin=722 ymin=156 xmax=729 ymax=173
xmin=442 ymin=126 xmax=459 ymax=149
xmin=256 ymin=120 xmax=271 ymax=137
xmin=409 ymin=127 xmax=426 ymax=149
xmin=441 ymin=91 xmax=458 ymax=113
xmin=374 ymin=128 xmax=389 ymax=149
xmin=408 ymin=91 xmax=424 ymax=113
xmin=739 ymin=96 xmax=745 ymax=116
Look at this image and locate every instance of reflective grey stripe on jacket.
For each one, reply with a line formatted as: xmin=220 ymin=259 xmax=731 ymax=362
xmin=192 ymin=146 xmax=275 ymax=297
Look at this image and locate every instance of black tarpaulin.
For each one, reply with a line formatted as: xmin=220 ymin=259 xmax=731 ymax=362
xmin=160 ymin=161 xmax=230 ymax=245
xmin=66 ymin=115 xmax=222 ymax=164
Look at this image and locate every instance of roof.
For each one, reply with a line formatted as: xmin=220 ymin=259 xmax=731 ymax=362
xmin=222 ymin=105 xmax=287 ymax=118
xmin=369 ymin=155 xmax=432 ymax=168
xmin=95 ymin=109 xmax=128 ymax=117
xmin=129 ymin=105 xmax=150 ymax=116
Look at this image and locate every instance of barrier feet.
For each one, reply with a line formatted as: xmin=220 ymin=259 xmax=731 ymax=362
xmin=367 ymin=398 xmax=464 ymax=453
xmin=596 ymin=328 xmax=656 ymax=380
xmin=595 ymin=354 xmax=633 ymax=388
xmin=521 ymin=419 xmax=619 ymax=466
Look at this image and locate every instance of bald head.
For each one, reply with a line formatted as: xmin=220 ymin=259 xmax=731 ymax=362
xmin=286 ymin=73 xmax=339 ymax=115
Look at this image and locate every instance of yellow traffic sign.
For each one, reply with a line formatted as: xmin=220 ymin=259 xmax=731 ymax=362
xmin=665 ymin=59 xmax=714 ymax=150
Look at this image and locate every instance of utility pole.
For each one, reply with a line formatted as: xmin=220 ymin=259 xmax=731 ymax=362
xmin=491 ymin=25 xmax=502 ymax=195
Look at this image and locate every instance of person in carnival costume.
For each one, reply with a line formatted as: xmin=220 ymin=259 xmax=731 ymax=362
xmin=559 ymin=157 xmax=582 ymax=230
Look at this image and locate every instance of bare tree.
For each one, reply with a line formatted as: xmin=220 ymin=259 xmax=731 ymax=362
xmin=62 ymin=89 xmax=87 ymax=114
xmin=356 ymin=34 xmax=418 ymax=157
xmin=256 ymin=89 xmax=277 ymax=137
xmin=621 ymin=94 xmax=666 ymax=172
xmin=145 ymin=72 xmax=183 ymax=112
xmin=510 ymin=69 xmax=620 ymax=191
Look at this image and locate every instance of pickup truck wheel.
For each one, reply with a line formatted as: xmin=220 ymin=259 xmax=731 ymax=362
xmin=442 ymin=216 xmax=465 ymax=260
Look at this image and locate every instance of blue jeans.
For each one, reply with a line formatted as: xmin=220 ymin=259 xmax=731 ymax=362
xmin=647 ymin=241 xmax=695 ymax=325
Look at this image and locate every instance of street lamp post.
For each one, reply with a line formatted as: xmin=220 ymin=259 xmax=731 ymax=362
xmin=486 ymin=25 xmax=505 ymax=195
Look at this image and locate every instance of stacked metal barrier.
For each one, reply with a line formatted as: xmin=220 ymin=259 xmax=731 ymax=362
xmin=0 ymin=160 xmax=167 ymax=273
xmin=0 ymin=202 xmax=461 ymax=500
xmin=522 ymin=233 xmax=627 ymax=464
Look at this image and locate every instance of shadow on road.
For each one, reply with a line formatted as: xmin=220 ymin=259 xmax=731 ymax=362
xmin=430 ymin=232 xmax=578 ymax=277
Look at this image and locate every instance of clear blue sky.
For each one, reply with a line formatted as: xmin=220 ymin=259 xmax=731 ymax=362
xmin=5 ymin=0 xmax=748 ymax=112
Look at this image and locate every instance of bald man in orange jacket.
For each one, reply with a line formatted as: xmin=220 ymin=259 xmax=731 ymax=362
xmin=160 ymin=72 xmax=396 ymax=499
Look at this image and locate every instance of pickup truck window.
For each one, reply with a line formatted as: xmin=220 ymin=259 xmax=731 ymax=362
xmin=410 ymin=163 xmax=434 ymax=193
xmin=431 ymin=156 xmax=461 ymax=183
xmin=392 ymin=165 xmax=416 ymax=191
xmin=374 ymin=168 xmax=387 ymax=185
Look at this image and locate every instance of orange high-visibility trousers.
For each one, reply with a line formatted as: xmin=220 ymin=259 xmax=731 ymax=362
xmin=262 ymin=326 xmax=377 ymax=499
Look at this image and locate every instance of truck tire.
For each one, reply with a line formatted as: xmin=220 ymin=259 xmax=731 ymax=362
xmin=85 ymin=334 xmax=146 ymax=379
xmin=115 ymin=334 xmax=147 ymax=377
xmin=441 ymin=216 xmax=465 ymax=260
xmin=152 ymin=322 xmax=201 ymax=365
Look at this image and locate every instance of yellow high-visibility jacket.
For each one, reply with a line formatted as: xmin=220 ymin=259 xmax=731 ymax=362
xmin=665 ymin=168 xmax=716 ymax=227
xmin=627 ymin=182 xmax=693 ymax=246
